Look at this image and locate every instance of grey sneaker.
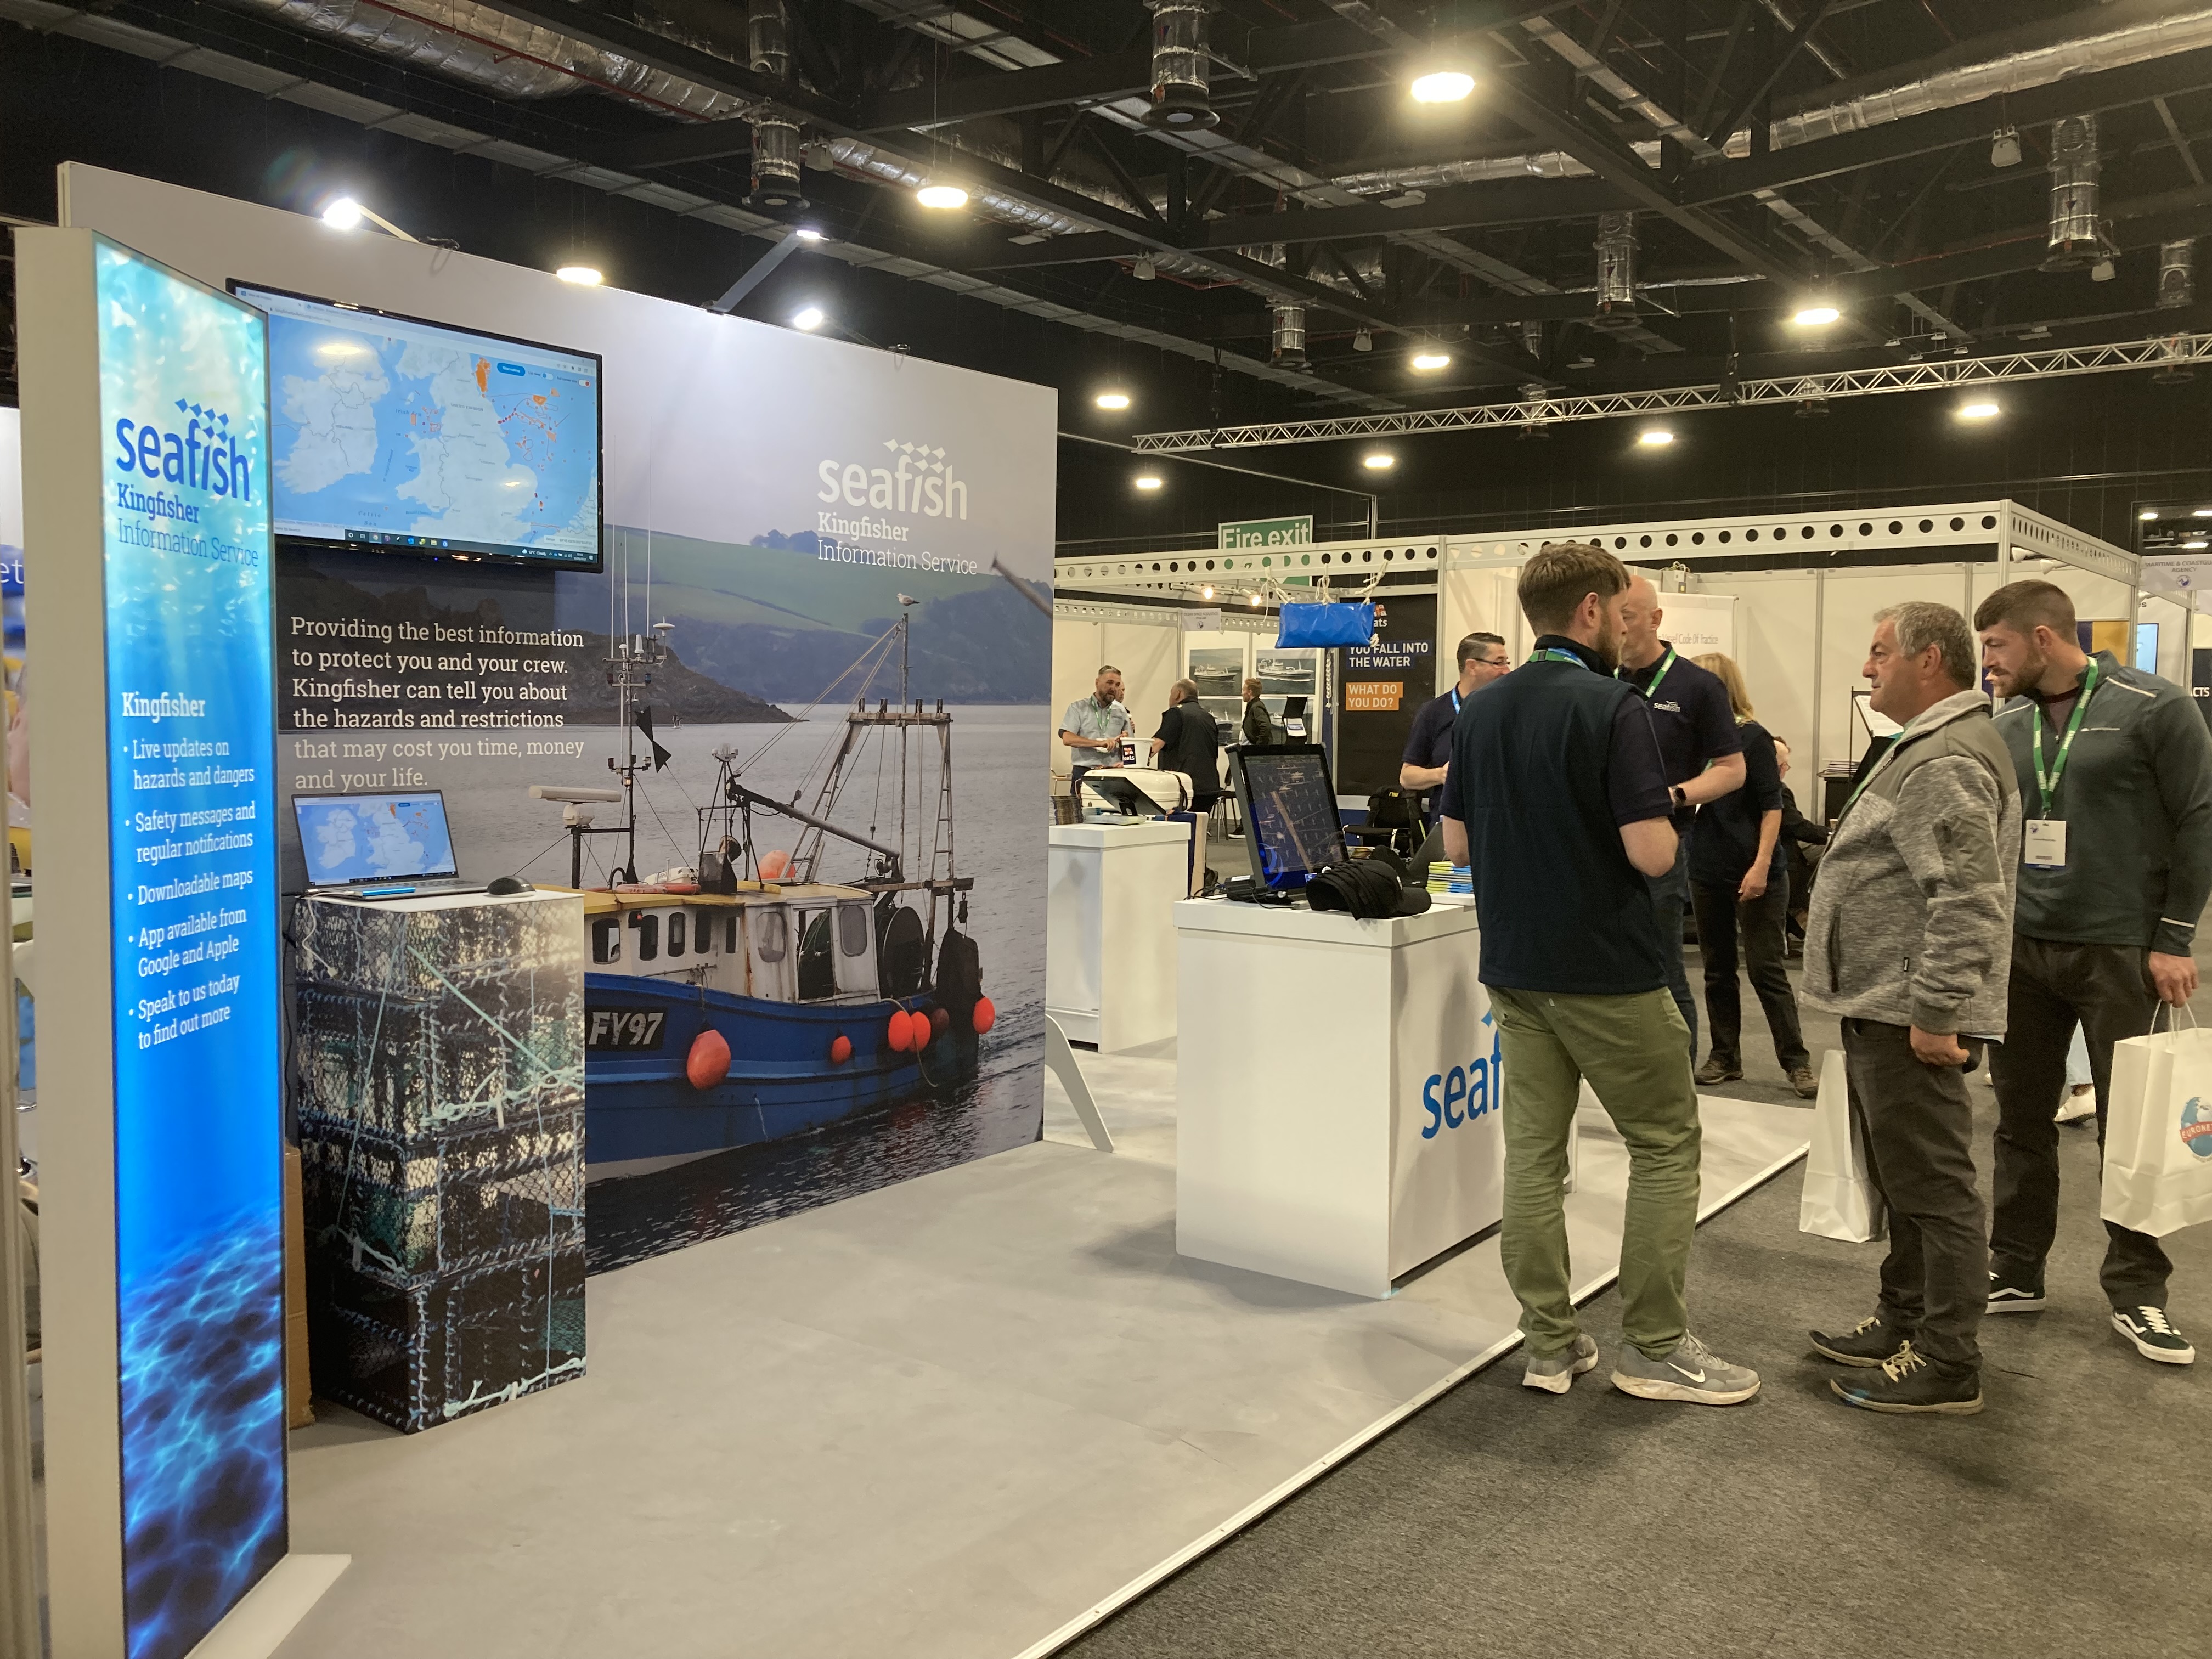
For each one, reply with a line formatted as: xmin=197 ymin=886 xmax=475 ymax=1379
xmin=1522 ymin=1331 xmax=1599 ymax=1395
xmin=1611 ymin=1331 xmax=1761 ymax=1405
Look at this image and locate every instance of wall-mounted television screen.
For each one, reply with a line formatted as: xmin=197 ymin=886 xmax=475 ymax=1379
xmin=229 ymin=283 xmax=603 ymax=569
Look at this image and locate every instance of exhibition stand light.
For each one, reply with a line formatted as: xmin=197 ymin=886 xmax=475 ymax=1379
xmin=319 ymin=196 xmax=415 ymax=242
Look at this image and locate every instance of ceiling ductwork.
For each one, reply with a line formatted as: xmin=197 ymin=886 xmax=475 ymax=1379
xmin=1593 ymin=213 xmax=1639 ymax=332
xmin=2044 ymin=114 xmax=2114 ymax=273
xmin=1144 ymin=0 xmax=1218 ymax=133
xmin=224 ymin=0 xmax=757 ymax=119
xmin=1271 ymin=304 xmax=1309 ymax=371
xmin=744 ymin=0 xmax=803 ymax=210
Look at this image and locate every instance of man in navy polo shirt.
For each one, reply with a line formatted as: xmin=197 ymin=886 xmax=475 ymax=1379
xmin=1443 ymin=541 xmax=1760 ymax=1408
xmin=1400 ymin=631 xmax=1509 ymax=825
xmin=1617 ymin=575 xmax=1746 ymax=1054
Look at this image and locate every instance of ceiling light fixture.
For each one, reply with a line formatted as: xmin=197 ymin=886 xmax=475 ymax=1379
xmin=1957 ymin=400 xmax=2001 ymax=421
xmin=1637 ymin=428 xmax=1675 ymax=447
xmin=2193 ymin=508 xmax=2212 ymax=517
xmin=1095 ymin=391 xmax=1132 ymax=411
xmin=1362 ymin=452 xmax=1396 ymax=471
xmin=556 ymin=265 xmax=603 ymax=286
xmin=2189 ymin=539 xmax=2210 ymax=550
xmin=1134 ymin=475 xmax=1163 ymax=492
xmin=1410 ymin=351 xmax=1452 ymax=371
xmin=1201 ymin=585 xmax=1215 ymax=600
xmin=1791 ymin=304 xmax=1841 ymax=326
xmin=916 ymin=184 xmax=969 ymax=210
xmin=791 ymin=306 xmax=826 ymax=331
xmin=1353 ymin=329 xmax=1374 ymax=353
xmin=1248 ymin=591 xmax=1263 ymax=607
xmin=1410 ymin=69 xmax=1476 ymax=104
xmin=2142 ymin=509 xmax=2160 ymax=521
xmin=794 ymin=227 xmax=825 ymax=242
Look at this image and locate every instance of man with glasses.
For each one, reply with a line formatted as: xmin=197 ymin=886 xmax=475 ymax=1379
xmin=1402 ymin=632 xmax=1510 ymax=824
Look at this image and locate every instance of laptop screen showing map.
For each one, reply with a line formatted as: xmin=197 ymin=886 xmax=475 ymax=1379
xmin=295 ymin=792 xmax=460 ymax=888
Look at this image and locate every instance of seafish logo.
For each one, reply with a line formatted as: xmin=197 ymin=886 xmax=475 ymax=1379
xmin=2182 ymin=1096 xmax=2212 ymax=1160
xmin=114 ymin=397 xmax=257 ymax=504
xmin=1420 ymin=1008 xmax=1503 ymax=1139
xmin=816 ymin=437 xmax=968 ymax=521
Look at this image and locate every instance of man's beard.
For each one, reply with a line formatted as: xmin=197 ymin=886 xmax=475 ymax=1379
xmin=1592 ymin=612 xmax=1622 ymax=671
xmin=2014 ymin=644 xmax=2055 ymax=697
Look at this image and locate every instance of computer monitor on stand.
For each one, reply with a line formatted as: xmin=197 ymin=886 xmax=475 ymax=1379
xmin=1230 ymin=743 xmax=1346 ymax=894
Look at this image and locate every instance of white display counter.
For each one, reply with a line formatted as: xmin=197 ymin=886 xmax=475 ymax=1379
xmin=1174 ymin=895 xmax=1504 ymax=1297
xmin=1046 ymin=819 xmax=1192 ymax=1052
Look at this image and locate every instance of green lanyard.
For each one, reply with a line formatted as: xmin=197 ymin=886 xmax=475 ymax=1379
xmin=1622 ymin=646 xmax=1674 ymax=699
xmin=2030 ymin=660 xmax=2100 ymax=817
xmin=1528 ymin=647 xmax=1590 ymax=667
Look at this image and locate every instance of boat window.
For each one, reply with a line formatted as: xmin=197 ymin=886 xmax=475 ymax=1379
xmin=591 ymin=917 xmax=622 ymax=964
xmin=668 ymin=910 xmax=686 ymax=957
xmin=797 ymin=909 xmax=836 ymax=1001
xmin=837 ymin=902 xmax=869 ymax=958
xmin=633 ymin=912 xmax=659 ymax=962
xmin=725 ymin=913 xmax=738 ymax=953
xmin=754 ymin=909 xmax=787 ymax=963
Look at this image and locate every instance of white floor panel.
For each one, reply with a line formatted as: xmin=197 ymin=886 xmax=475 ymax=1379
xmin=278 ymin=1041 xmax=1809 ymax=1659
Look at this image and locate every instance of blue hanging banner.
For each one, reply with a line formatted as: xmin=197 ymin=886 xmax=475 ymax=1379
xmin=94 ymin=235 xmax=286 ymax=1659
xmin=1274 ymin=600 xmax=1375 ymax=650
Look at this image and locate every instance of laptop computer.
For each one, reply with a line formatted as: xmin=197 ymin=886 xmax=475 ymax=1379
xmin=293 ymin=789 xmax=480 ymax=899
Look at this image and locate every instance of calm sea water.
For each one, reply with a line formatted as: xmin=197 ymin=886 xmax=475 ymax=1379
xmin=437 ymin=706 xmax=1049 ymax=1274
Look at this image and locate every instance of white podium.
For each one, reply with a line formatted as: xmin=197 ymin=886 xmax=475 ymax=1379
xmin=1046 ymin=819 xmax=1193 ymax=1052
xmin=1174 ymin=896 xmax=1504 ymax=1297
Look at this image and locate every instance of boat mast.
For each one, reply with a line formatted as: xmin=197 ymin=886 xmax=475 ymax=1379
xmin=605 ymin=619 xmax=670 ymax=884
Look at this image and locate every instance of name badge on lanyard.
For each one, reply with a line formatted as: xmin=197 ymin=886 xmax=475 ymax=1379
xmin=2023 ymin=819 xmax=2068 ymax=868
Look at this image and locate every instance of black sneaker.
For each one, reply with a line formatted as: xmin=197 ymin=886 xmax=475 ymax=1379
xmin=2111 ymin=1306 xmax=2196 ymax=1365
xmin=1986 ymin=1271 xmax=2045 ymax=1314
xmin=1810 ymin=1312 xmax=1910 ymax=1368
xmin=1830 ymin=1342 xmax=1983 ymax=1415
xmin=1694 ymin=1056 xmax=1743 ymax=1086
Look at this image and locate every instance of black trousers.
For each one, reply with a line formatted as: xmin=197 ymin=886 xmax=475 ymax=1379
xmin=1690 ymin=876 xmax=1810 ymax=1073
xmin=1988 ymin=936 xmax=2174 ymax=1307
xmin=1843 ymin=1018 xmax=1988 ymax=1372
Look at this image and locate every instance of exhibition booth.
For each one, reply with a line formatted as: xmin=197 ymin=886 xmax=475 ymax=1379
xmin=11 ymin=161 xmax=2169 ymax=1659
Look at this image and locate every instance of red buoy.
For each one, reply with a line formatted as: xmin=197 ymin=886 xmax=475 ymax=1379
xmin=828 ymin=1034 xmax=853 ymax=1065
xmin=929 ymin=1007 xmax=951 ymax=1041
xmin=886 ymin=1009 xmax=913 ymax=1053
xmin=971 ymin=996 xmax=996 ymax=1035
xmin=759 ymin=849 xmax=791 ymax=881
xmin=687 ymin=1028 xmax=731 ymax=1090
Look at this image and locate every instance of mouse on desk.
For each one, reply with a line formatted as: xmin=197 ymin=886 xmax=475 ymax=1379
xmin=486 ymin=876 xmax=533 ymax=896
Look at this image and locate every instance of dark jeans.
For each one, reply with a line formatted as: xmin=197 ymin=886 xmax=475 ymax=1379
xmin=1690 ymin=875 xmax=1809 ymax=1073
xmin=1842 ymin=1018 xmax=1989 ymax=1373
xmin=1989 ymin=936 xmax=2174 ymax=1307
xmin=1647 ymin=839 xmax=1695 ymax=1058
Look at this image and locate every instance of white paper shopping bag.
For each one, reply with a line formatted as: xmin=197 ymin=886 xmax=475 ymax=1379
xmin=1800 ymin=1047 xmax=1884 ymax=1243
xmin=2102 ymin=1013 xmax=2212 ymax=1238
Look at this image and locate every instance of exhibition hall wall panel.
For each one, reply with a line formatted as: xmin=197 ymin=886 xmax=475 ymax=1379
xmin=1105 ymin=620 xmax=1180 ymax=757
xmin=1438 ymin=566 xmax=1525 ymax=687
xmin=1687 ymin=572 xmax=1819 ymax=817
xmin=60 ymin=165 xmax=1056 ymax=1267
xmin=1051 ymin=618 xmax=1104 ymax=779
xmin=1813 ymin=565 xmax=1983 ymax=774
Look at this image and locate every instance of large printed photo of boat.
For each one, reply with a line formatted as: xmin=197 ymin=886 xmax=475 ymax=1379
xmin=550 ymin=527 xmax=1052 ymax=1272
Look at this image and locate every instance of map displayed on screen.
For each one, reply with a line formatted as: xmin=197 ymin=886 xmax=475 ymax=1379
xmin=236 ymin=285 xmax=601 ymax=565
xmin=1241 ymin=751 xmax=1344 ymax=886
xmin=294 ymin=792 xmax=458 ymax=885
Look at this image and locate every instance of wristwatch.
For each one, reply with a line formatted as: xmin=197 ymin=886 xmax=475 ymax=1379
xmin=1670 ymin=785 xmax=1689 ymax=809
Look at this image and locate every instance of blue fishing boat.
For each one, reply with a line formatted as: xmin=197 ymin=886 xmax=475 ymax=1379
xmin=558 ymin=613 xmax=989 ymax=1181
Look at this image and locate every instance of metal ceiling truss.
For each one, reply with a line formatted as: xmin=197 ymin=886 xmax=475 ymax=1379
xmin=1051 ymin=599 xmax=1285 ymax=632
xmin=1130 ymin=331 xmax=2212 ymax=450
xmin=1054 ymin=537 xmax=1451 ymax=596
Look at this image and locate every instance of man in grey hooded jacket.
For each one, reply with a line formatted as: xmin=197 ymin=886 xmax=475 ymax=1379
xmin=1800 ymin=602 xmax=2021 ymax=1414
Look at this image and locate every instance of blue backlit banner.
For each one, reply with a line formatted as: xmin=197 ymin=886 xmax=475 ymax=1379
xmin=95 ymin=235 xmax=286 ymax=1659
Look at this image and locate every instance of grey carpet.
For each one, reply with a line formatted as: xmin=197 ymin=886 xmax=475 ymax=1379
xmin=1067 ymin=955 xmax=2210 ymax=1659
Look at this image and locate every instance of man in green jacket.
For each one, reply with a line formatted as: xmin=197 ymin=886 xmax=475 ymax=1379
xmin=1977 ymin=579 xmax=2212 ymax=1368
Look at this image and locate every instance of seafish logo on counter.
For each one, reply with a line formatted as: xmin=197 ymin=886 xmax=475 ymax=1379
xmin=2183 ymin=1095 xmax=2212 ymax=1160
xmin=1420 ymin=1009 xmax=1502 ymax=1139
xmin=114 ymin=397 xmax=258 ymax=514
xmin=817 ymin=437 xmax=969 ymax=522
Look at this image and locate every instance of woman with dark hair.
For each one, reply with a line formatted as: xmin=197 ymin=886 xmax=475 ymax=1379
xmin=1153 ymin=678 xmax=1223 ymax=810
xmin=1688 ymin=652 xmax=1818 ymax=1098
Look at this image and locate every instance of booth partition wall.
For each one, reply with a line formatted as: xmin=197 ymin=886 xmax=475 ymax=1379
xmin=1052 ymin=504 xmax=2154 ymax=817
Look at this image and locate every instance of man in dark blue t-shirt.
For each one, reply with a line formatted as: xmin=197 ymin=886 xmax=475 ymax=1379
xmin=1615 ymin=576 xmax=1746 ymax=1055
xmin=1442 ymin=541 xmax=1759 ymax=1409
xmin=1401 ymin=632 xmax=1509 ymax=824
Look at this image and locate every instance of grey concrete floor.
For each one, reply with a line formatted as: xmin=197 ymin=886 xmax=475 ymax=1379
xmin=265 ymin=1036 xmax=1805 ymax=1659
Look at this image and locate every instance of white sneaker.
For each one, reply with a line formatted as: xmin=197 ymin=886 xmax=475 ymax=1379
xmin=2055 ymin=1086 xmax=2096 ymax=1125
xmin=1522 ymin=1331 xmax=1599 ymax=1394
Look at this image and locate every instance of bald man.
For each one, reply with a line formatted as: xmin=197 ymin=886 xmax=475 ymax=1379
xmin=1617 ymin=575 xmax=1747 ymax=1058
